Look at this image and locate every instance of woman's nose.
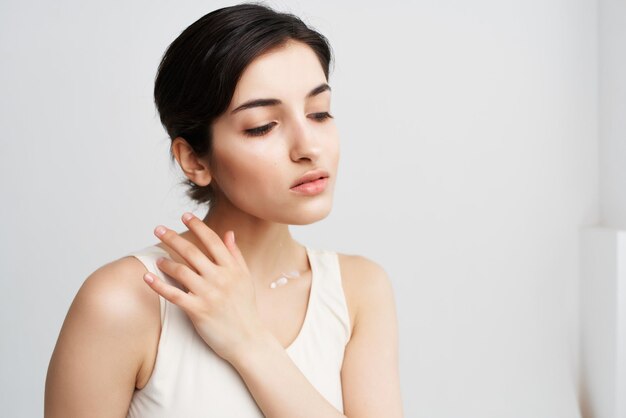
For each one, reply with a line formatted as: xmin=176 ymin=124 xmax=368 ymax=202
xmin=289 ymin=115 xmax=321 ymax=162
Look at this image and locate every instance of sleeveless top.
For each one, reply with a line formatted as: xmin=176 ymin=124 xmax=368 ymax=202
xmin=125 ymin=244 xmax=352 ymax=418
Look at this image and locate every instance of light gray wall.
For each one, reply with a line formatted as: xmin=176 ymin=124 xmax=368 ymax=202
xmin=599 ymin=0 xmax=626 ymax=229
xmin=0 ymin=1 xmax=600 ymax=417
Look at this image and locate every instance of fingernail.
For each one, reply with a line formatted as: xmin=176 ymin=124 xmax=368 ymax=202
xmin=154 ymin=226 xmax=166 ymax=236
xmin=144 ymin=273 xmax=154 ymax=283
xmin=182 ymin=212 xmax=194 ymax=222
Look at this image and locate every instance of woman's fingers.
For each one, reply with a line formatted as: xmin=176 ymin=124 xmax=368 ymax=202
xmin=224 ymin=230 xmax=247 ymax=270
xmin=155 ymin=256 xmax=207 ymax=295
xmin=154 ymin=225 xmax=215 ymax=275
xmin=181 ymin=213 xmax=234 ymax=267
xmin=143 ymin=271 xmax=193 ymax=311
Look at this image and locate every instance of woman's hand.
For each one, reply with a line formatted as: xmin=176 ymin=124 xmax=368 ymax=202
xmin=143 ymin=212 xmax=268 ymax=365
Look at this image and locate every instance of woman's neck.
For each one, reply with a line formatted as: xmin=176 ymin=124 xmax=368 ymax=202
xmin=177 ymin=199 xmax=308 ymax=289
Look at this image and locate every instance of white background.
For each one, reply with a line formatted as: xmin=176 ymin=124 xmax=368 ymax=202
xmin=1 ymin=0 xmax=621 ymax=417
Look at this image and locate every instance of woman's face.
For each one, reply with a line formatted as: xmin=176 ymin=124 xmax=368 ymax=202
xmin=208 ymin=40 xmax=339 ymax=225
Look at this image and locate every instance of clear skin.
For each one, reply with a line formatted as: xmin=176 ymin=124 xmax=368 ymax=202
xmin=44 ymin=40 xmax=403 ymax=417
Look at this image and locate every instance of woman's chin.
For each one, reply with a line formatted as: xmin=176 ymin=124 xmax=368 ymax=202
xmin=289 ymin=203 xmax=333 ymax=225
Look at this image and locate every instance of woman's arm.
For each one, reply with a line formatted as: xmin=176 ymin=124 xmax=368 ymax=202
xmin=45 ymin=257 xmax=160 ymax=418
xmin=338 ymin=255 xmax=404 ymax=417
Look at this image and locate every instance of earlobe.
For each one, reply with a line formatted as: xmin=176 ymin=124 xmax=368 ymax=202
xmin=172 ymin=136 xmax=212 ymax=186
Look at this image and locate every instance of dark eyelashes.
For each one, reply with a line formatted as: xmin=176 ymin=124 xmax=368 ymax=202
xmin=312 ymin=112 xmax=334 ymax=121
xmin=244 ymin=122 xmax=277 ymax=137
xmin=243 ymin=112 xmax=334 ymax=137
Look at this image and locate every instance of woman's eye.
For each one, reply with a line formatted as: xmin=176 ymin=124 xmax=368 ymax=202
xmin=310 ymin=112 xmax=333 ymax=121
xmin=244 ymin=122 xmax=277 ymax=137
xmin=243 ymin=113 xmax=333 ymax=137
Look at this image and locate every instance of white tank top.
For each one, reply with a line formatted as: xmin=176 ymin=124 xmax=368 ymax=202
xmin=125 ymin=244 xmax=351 ymax=417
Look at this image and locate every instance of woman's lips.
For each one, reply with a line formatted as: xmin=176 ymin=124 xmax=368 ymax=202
xmin=290 ymin=177 xmax=328 ymax=195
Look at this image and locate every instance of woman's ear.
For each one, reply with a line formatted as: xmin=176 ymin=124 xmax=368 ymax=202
xmin=171 ymin=137 xmax=212 ymax=186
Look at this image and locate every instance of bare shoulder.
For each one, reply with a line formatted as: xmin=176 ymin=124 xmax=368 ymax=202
xmin=77 ymin=255 xmax=161 ymax=386
xmin=79 ymin=255 xmax=159 ymax=320
xmin=336 ymin=253 xmax=394 ymax=336
xmin=45 ymin=255 xmax=160 ymax=417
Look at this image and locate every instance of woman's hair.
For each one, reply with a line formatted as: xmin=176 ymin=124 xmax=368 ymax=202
xmin=154 ymin=2 xmax=334 ymax=207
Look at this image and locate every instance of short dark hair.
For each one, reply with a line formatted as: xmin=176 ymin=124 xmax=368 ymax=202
xmin=154 ymin=2 xmax=334 ymax=207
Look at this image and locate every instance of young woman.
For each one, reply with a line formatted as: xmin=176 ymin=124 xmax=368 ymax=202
xmin=45 ymin=3 xmax=403 ymax=417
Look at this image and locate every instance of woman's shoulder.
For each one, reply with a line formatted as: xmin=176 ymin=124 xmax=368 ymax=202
xmin=336 ymin=252 xmax=392 ymax=295
xmin=79 ymin=254 xmax=160 ymax=321
xmin=335 ymin=252 xmax=389 ymax=277
xmin=68 ymin=254 xmax=161 ymax=386
xmin=335 ymin=252 xmax=393 ymax=335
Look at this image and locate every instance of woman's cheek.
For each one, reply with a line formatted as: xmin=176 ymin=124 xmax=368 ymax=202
xmin=227 ymin=154 xmax=281 ymax=198
xmin=325 ymin=129 xmax=340 ymax=167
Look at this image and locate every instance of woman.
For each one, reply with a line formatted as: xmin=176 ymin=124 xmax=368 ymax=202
xmin=45 ymin=3 xmax=403 ymax=417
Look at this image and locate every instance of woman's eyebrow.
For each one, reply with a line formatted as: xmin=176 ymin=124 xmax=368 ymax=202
xmin=230 ymin=83 xmax=331 ymax=114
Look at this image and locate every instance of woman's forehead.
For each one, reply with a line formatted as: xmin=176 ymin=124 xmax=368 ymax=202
xmin=229 ymin=41 xmax=328 ymax=110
